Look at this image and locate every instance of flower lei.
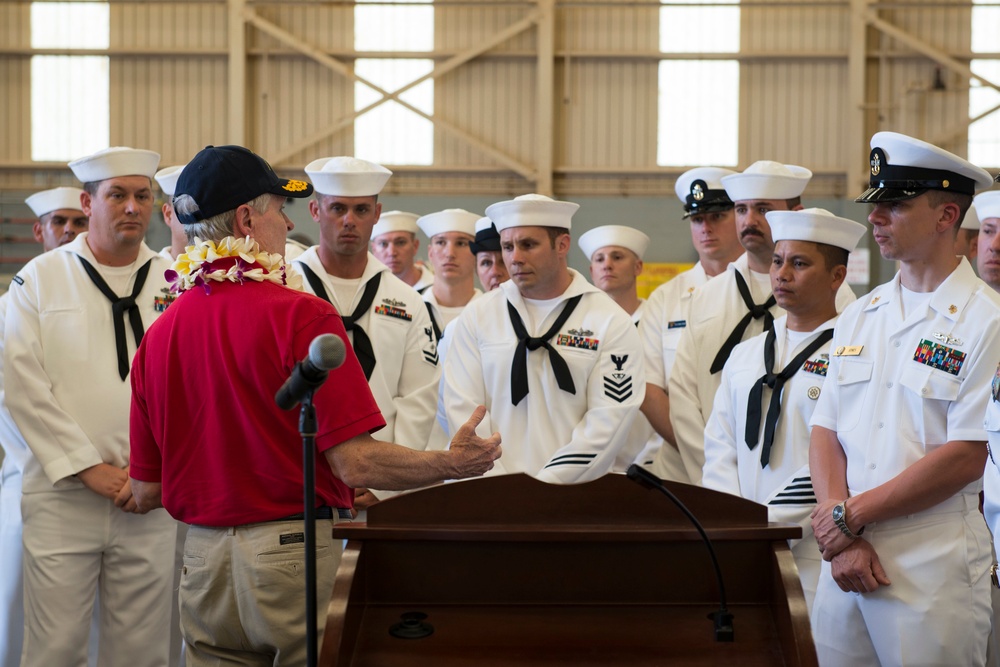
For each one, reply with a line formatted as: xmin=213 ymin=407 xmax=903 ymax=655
xmin=165 ymin=235 xmax=304 ymax=294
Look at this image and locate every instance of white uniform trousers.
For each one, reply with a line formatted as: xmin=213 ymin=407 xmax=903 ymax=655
xmin=0 ymin=471 xmax=23 ymax=667
xmin=790 ymin=534 xmax=821 ymax=615
xmin=811 ymin=494 xmax=991 ymax=667
xmin=20 ymin=487 xmax=176 ymax=667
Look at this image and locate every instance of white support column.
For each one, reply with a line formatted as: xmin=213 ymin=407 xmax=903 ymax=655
xmin=228 ymin=0 xmax=247 ymax=146
xmin=535 ymin=0 xmax=555 ymax=196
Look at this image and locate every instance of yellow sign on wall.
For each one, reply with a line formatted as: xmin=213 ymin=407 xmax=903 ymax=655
xmin=637 ymin=262 xmax=694 ymax=299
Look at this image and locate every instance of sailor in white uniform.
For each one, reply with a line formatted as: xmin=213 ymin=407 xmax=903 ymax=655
xmin=810 ymin=132 xmax=1000 ymax=667
xmin=417 ymin=209 xmax=483 ymax=342
xmin=978 ymin=192 xmax=1000 ymax=293
xmin=154 ymin=165 xmax=188 ymax=262
xmin=702 ymin=208 xmax=866 ymax=613
xmin=442 ymin=194 xmax=644 ymax=484
xmin=956 ymin=202 xmax=981 ymax=264
xmin=471 ymin=216 xmax=510 ymax=293
xmin=969 ymin=189 xmax=1000 ymax=667
xmin=578 ymin=225 xmax=655 ymax=472
xmin=640 ymin=168 xmax=744 ymax=482
xmin=5 ymin=147 xmax=177 ymax=667
xmin=370 ymin=210 xmax=434 ymax=292
xmin=669 ymin=161 xmax=856 ymax=485
xmin=296 ymin=157 xmax=439 ymax=509
xmin=0 ymin=186 xmax=88 ymax=667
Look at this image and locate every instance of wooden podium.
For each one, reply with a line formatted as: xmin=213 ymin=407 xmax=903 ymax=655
xmin=320 ymin=473 xmax=817 ymax=666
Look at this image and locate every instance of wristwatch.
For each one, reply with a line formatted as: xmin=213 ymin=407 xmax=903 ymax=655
xmin=832 ymin=500 xmax=863 ymax=540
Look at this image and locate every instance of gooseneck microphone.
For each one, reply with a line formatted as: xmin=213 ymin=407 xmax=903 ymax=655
xmin=625 ymin=464 xmax=735 ymax=642
xmin=275 ymin=334 xmax=347 ymax=410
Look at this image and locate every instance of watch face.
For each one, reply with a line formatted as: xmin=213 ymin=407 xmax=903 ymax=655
xmin=832 ymin=504 xmax=845 ymax=521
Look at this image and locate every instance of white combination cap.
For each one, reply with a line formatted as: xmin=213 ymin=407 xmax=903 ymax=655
xmin=721 ymin=161 xmax=812 ymax=202
xmin=25 ymin=187 xmax=85 ymax=217
xmin=961 ymin=204 xmax=981 ymax=231
xmin=485 ymin=194 xmax=580 ymax=233
xmin=975 ymin=191 xmax=1000 ymax=222
xmin=154 ymin=165 xmax=185 ymax=197
xmin=68 ymin=146 xmax=160 ymax=183
xmin=417 ymin=209 xmax=479 ymax=238
xmin=674 ymin=167 xmax=737 ymax=217
xmin=371 ymin=210 xmax=420 ymax=238
xmin=767 ymin=208 xmax=866 ymax=252
xmin=578 ymin=225 xmax=650 ymax=261
xmin=858 ymin=131 xmax=994 ymax=203
xmin=304 ymin=156 xmax=392 ymax=196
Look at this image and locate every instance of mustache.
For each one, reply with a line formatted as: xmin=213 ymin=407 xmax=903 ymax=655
xmin=741 ymin=228 xmax=764 ymax=238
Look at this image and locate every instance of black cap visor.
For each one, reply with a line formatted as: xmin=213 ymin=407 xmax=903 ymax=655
xmin=854 ymin=186 xmax=925 ymax=204
xmin=682 ymin=201 xmax=735 ymax=219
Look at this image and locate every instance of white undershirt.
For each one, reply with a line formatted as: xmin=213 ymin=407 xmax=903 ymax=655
xmin=324 ymin=274 xmax=364 ymax=314
xmin=748 ymin=269 xmax=772 ymax=302
xmin=781 ymin=327 xmax=814 ymax=367
xmin=899 ymin=284 xmax=934 ymax=321
xmin=521 ymin=296 xmax=565 ymax=333
xmin=98 ymin=258 xmax=141 ymax=296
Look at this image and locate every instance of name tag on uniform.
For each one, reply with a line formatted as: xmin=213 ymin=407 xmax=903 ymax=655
xmin=832 ymin=345 xmax=864 ymax=357
xmin=667 ymin=320 xmax=686 ymax=329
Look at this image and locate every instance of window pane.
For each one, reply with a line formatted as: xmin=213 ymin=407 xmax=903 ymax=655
xmin=355 ymin=0 xmax=433 ymax=52
xmin=31 ymin=56 xmax=110 ymax=162
xmin=660 ymin=0 xmax=739 ymax=54
xmin=658 ymin=60 xmax=739 ymax=167
xmin=355 ymin=59 xmax=434 ymax=165
xmin=969 ymin=60 xmax=1000 ymax=167
xmin=31 ymin=2 xmax=109 ymax=49
xmin=972 ymin=0 xmax=1000 ymax=54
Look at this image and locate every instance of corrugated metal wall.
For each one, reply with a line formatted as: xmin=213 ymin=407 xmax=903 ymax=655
xmin=0 ymin=0 xmax=982 ymax=198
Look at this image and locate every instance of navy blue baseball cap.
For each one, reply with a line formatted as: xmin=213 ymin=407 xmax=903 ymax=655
xmin=173 ymin=145 xmax=313 ymax=225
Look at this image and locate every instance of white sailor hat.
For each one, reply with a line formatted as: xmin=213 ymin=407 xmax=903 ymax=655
xmin=486 ymin=194 xmax=580 ymax=233
xmin=961 ymin=204 xmax=981 ymax=231
xmin=766 ymin=208 xmax=866 ymax=253
xmin=68 ymin=146 xmax=160 ymax=183
xmin=470 ymin=216 xmax=501 ymax=254
xmin=721 ymin=161 xmax=812 ymax=202
xmin=578 ymin=225 xmax=650 ymax=261
xmin=974 ymin=191 xmax=1000 ymax=222
xmin=154 ymin=165 xmax=185 ymax=197
xmin=674 ymin=167 xmax=737 ymax=218
xmin=857 ymin=131 xmax=994 ymax=203
xmin=304 ymin=156 xmax=392 ymax=197
xmin=416 ymin=209 xmax=480 ymax=239
xmin=25 ymin=187 xmax=85 ymax=217
xmin=371 ymin=211 xmax=420 ymax=238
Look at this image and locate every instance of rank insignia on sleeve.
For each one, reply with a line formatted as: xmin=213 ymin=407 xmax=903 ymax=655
xmin=802 ymin=358 xmax=829 ymax=376
xmin=421 ymin=327 xmax=438 ymax=365
xmin=557 ymin=334 xmax=599 ymax=351
xmin=667 ymin=320 xmax=686 ymax=329
xmin=992 ymin=363 xmax=1000 ymax=402
xmin=153 ymin=287 xmax=176 ymax=312
xmin=374 ymin=304 xmax=413 ymax=321
xmin=913 ymin=339 xmax=966 ymax=376
xmin=603 ymin=354 xmax=633 ymax=403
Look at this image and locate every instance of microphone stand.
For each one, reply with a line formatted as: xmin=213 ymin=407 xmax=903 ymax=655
xmin=625 ymin=465 xmax=734 ymax=642
xmin=300 ymin=388 xmax=319 ymax=667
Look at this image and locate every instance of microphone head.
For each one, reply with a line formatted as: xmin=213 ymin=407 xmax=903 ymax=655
xmin=308 ymin=334 xmax=347 ymax=371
